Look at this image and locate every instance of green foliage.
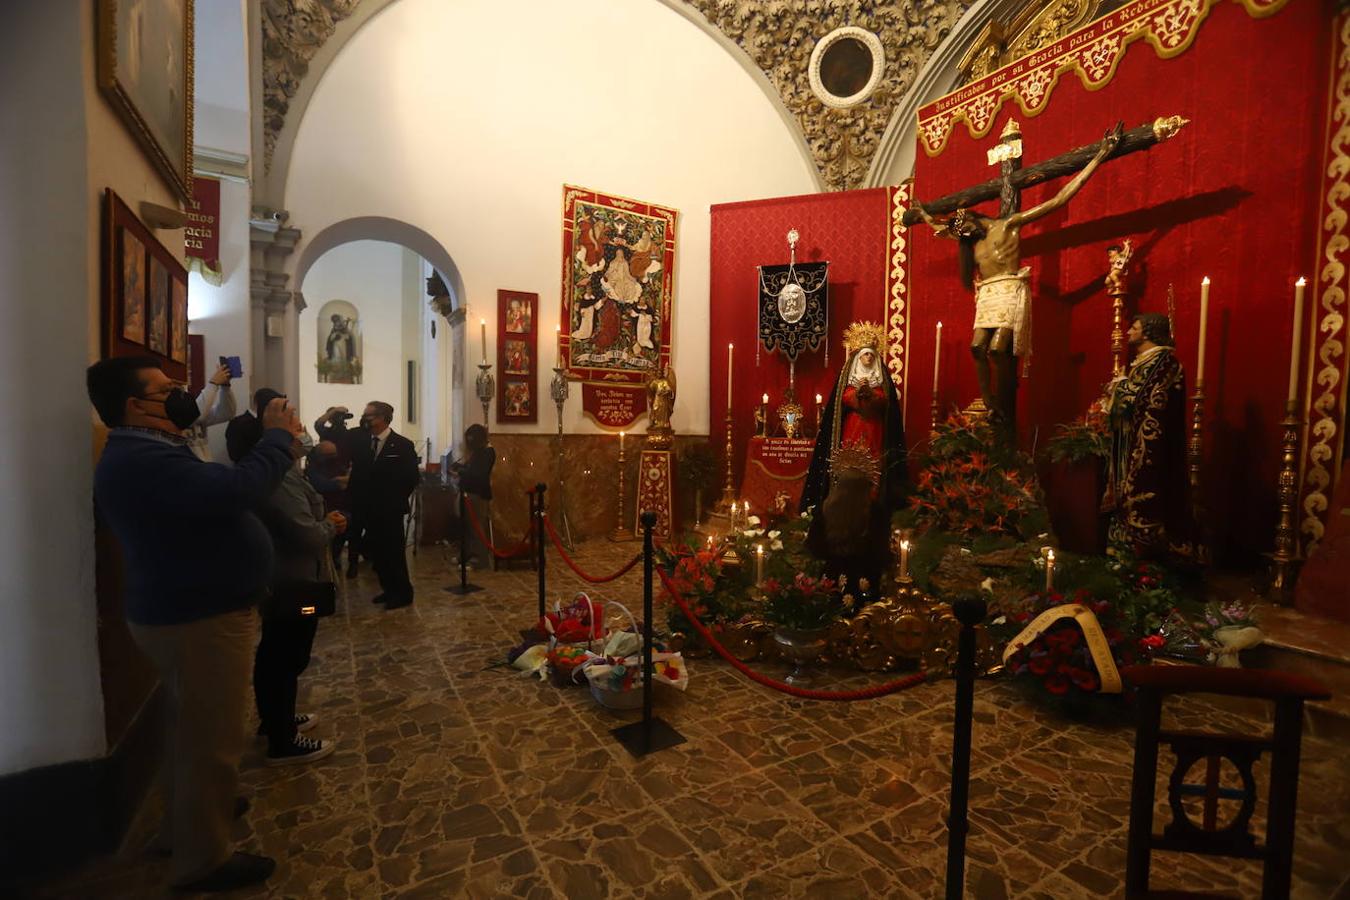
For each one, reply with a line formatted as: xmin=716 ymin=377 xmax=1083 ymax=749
xmin=761 ymin=572 xmax=848 ymax=631
xmin=1044 ymin=407 xmax=1110 ymax=464
xmin=908 ymin=413 xmax=1048 ymax=540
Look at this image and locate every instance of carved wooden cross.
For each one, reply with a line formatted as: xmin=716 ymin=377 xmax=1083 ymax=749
xmin=902 ymin=116 xmax=1189 ymax=228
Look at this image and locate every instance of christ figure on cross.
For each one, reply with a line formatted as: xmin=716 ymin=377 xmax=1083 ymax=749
xmin=914 ymin=121 xmax=1124 ymax=444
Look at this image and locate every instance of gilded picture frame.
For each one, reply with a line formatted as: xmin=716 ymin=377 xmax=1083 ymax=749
xmin=97 ymin=0 xmax=195 ymax=203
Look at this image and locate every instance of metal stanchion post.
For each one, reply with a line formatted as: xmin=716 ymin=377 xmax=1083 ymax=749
xmin=945 ymin=595 xmax=986 ymax=899
xmin=535 ymin=483 xmax=547 ymax=622
xmin=444 ymin=489 xmax=483 ymax=595
xmin=612 ymin=510 xmax=686 ymax=758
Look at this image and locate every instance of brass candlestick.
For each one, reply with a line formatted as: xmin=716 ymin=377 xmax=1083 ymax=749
xmin=1106 ymin=240 xmax=1134 ymax=376
xmin=930 ymin=390 xmax=941 ymax=440
xmin=716 ymin=408 xmax=736 ymax=512
xmin=1188 ymin=382 xmax=1209 ymax=565
xmin=1269 ymin=400 xmax=1302 ymax=599
xmin=475 ymin=363 xmax=495 ymax=425
xmin=609 ymin=437 xmax=633 ymax=542
xmin=550 ymin=366 xmax=574 ymax=550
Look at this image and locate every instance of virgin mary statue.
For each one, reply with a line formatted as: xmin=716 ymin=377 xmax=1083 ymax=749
xmin=800 ymin=321 xmax=908 ymax=514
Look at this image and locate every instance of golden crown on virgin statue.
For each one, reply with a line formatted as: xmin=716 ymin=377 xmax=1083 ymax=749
xmin=842 ymin=321 xmax=886 ymax=356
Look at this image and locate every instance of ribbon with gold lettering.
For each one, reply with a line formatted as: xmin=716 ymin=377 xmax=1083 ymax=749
xmin=1001 ymin=603 xmax=1122 ymax=694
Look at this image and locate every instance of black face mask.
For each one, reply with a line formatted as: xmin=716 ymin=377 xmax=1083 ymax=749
xmin=140 ymin=388 xmax=200 ymax=430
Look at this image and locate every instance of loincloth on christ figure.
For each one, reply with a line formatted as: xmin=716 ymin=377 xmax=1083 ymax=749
xmin=973 ymin=267 xmax=1032 ymax=358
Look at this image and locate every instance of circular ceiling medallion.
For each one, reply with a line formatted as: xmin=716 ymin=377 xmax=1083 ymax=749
xmin=809 ymin=27 xmax=885 ymax=109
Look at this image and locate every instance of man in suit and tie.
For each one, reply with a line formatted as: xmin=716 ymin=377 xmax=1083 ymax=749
xmin=349 ymin=402 xmax=419 ymax=609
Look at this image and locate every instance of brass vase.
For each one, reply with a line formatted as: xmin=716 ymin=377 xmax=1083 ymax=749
xmin=772 ymin=626 xmax=829 ymax=685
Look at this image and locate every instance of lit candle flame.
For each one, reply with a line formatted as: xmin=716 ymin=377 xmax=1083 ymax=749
xmin=1296 ymin=276 xmax=1307 ymax=286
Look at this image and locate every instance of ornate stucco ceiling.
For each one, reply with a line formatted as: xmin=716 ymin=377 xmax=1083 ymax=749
xmin=261 ymin=1 xmax=1128 ymax=191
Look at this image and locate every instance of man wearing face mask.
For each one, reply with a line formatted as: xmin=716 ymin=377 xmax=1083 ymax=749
xmin=348 ymin=401 xmax=419 ymax=609
xmin=87 ymin=356 xmax=301 ymax=893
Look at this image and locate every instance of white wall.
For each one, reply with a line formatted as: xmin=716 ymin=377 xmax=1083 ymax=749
xmin=299 ymin=240 xmax=425 ymax=439
xmin=188 ymin=176 xmax=253 ymax=461
xmin=284 ymin=0 xmax=819 ymax=437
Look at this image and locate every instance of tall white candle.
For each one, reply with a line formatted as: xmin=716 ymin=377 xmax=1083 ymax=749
xmin=619 ymin=430 xmax=625 ymax=452
xmin=1197 ymin=277 xmax=1210 ymax=384
xmin=756 ymin=544 xmax=765 ymax=587
xmin=1288 ymin=277 xmax=1307 ymax=404
xmin=933 ymin=321 xmax=943 ymax=394
xmin=480 ymin=318 xmax=487 ymax=363
xmin=1045 ymin=549 xmax=1056 ymax=593
xmin=554 ymin=324 xmax=561 ymax=370
xmin=899 ymin=539 xmax=911 ymax=580
xmin=727 ymin=344 xmax=734 ymax=408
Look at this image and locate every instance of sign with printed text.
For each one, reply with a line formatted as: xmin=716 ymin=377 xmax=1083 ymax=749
xmin=581 ymin=383 xmax=647 ymax=429
xmin=185 ymin=176 xmax=221 ymax=283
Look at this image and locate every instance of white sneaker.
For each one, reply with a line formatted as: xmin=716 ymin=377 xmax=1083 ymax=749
xmin=264 ymin=735 xmax=335 ymax=766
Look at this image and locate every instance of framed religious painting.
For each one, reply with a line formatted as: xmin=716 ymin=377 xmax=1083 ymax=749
xmin=497 ymin=290 xmax=538 ymax=424
xmin=170 ymin=277 xmax=187 ymax=363
xmin=559 ymin=185 xmax=677 ymax=429
xmin=147 ymin=257 xmax=169 ymax=356
xmin=103 ymin=189 xmax=188 ymax=381
xmin=97 ymin=0 xmax=195 ymax=202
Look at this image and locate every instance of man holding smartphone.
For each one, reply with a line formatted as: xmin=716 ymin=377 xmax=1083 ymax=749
xmin=87 ymin=356 xmax=302 ymax=892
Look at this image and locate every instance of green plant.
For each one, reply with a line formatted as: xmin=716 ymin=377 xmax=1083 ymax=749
xmin=678 ymin=442 xmax=719 ymax=494
xmin=1044 ymin=407 xmax=1109 ymax=464
xmin=908 ymin=413 xmax=1048 ymax=539
xmin=761 ymin=572 xmax=848 ymax=631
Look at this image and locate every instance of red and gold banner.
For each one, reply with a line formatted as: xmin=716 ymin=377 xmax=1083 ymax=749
xmin=635 ymin=448 xmax=675 ymax=539
xmin=185 ymin=176 xmax=221 ymax=284
xmin=1299 ymin=9 xmax=1350 ymax=558
xmin=917 ymin=0 xmax=1290 ymax=158
xmin=581 ymin=383 xmax=647 ymax=429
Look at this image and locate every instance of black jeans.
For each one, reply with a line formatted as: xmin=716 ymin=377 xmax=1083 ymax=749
xmin=253 ymin=615 xmax=319 ymax=753
xmin=365 ymin=512 xmax=412 ymax=604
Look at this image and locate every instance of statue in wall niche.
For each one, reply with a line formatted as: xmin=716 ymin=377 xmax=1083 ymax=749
xmin=645 ymin=363 xmax=676 ymax=449
xmin=1102 ymin=313 xmax=1194 ymax=560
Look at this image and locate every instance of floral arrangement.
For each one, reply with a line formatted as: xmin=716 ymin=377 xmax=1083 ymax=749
xmin=1043 ymin=405 xmax=1110 ymax=464
xmin=907 ymin=414 xmax=1047 ymax=539
xmin=761 ymin=572 xmax=848 ymax=632
xmin=997 ymin=589 xmax=1144 ymax=710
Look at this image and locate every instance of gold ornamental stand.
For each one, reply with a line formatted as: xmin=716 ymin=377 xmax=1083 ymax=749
xmin=610 ymin=437 xmax=634 ymax=542
xmin=1188 ymin=382 xmax=1209 ymax=565
xmin=715 ymin=408 xmax=736 ymax=513
xmin=1267 ymin=400 xmax=1302 ymax=600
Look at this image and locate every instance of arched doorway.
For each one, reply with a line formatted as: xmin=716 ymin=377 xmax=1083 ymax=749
xmin=294 ymin=218 xmax=466 ymax=463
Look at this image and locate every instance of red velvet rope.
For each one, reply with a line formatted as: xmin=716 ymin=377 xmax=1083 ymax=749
xmin=655 ymin=566 xmax=933 ymax=701
xmin=463 ymin=495 xmax=533 ymax=560
xmin=542 ymin=515 xmax=642 ymax=583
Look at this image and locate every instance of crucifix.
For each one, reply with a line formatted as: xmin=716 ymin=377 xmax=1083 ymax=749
xmin=908 ymin=115 xmax=1189 ymax=445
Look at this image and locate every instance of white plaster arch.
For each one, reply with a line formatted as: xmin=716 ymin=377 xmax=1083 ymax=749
xmin=254 ymin=0 xmax=825 ymax=209
xmin=294 ymin=215 xmax=464 ymax=310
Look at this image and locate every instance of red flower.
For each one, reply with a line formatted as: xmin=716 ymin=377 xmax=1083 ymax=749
xmin=1045 ymin=674 xmax=1070 ymax=695
xmin=1069 ymin=668 xmax=1099 ymax=692
xmin=1139 ymin=634 xmax=1165 ymax=652
xmin=1028 ymin=655 xmax=1053 ymax=676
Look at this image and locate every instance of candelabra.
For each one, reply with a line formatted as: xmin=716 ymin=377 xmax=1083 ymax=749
xmin=1188 ymin=382 xmax=1209 ymax=565
xmin=475 ymin=363 xmax=495 ymax=425
xmin=550 ymin=366 xmax=574 ymax=549
xmin=716 ymin=408 xmax=736 ymax=513
xmin=609 ymin=437 xmax=634 ymax=542
xmin=1269 ymin=400 xmax=1302 ymax=599
xmin=930 ymin=390 xmax=941 ymax=440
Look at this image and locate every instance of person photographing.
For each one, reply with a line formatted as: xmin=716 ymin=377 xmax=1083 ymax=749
xmin=87 ymin=357 xmax=301 ymax=893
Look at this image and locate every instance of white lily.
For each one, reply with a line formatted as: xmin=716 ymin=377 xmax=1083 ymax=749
xmin=980 ymin=577 xmax=994 ymax=593
xmin=747 ymin=515 xmax=762 ymax=526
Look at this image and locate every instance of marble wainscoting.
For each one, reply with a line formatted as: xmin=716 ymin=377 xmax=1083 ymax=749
xmin=485 ymin=435 xmax=715 ymax=544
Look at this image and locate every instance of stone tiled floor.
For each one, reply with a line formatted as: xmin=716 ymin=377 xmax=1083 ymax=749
xmin=19 ymin=540 xmax=1350 ymax=899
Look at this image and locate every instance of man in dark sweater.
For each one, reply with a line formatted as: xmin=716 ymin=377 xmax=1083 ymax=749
xmin=87 ymin=357 xmax=300 ymax=893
